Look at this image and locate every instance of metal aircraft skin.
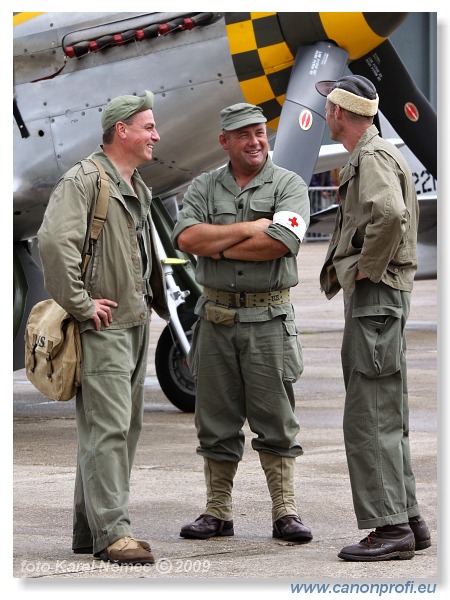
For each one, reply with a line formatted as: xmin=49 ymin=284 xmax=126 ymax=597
xmin=13 ymin=12 xmax=437 ymax=412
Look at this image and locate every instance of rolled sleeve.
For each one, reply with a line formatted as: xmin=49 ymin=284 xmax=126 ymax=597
xmin=171 ymin=216 xmax=202 ymax=249
xmin=265 ymin=171 xmax=310 ymax=256
xmin=265 ymin=223 xmax=301 ymax=257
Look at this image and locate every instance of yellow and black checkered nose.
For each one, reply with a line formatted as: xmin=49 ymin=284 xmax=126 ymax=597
xmin=225 ymin=13 xmax=295 ymax=132
xmin=225 ymin=12 xmax=408 ymax=132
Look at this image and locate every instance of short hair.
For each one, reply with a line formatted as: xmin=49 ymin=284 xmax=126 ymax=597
xmin=102 ymin=114 xmax=136 ymax=145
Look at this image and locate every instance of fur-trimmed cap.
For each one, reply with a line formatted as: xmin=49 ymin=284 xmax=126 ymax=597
xmin=315 ymin=75 xmax=379 ymax=116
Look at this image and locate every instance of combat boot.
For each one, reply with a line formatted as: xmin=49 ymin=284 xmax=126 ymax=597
xmin=259 ymin=451 xmax=312 ymax=543
xmin=338 ymin=524 xmax=415 ymax=561
xmin=180 ymin=457 xmax=238 ymax=539
xmin=409 ymin=515 xmax=431 ymax=550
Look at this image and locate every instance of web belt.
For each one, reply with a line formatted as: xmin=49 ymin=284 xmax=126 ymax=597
xmin=202 ymin=286 xmax=290 ymax=308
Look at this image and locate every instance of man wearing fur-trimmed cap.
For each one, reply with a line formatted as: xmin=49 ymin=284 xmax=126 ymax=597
xmin=315 ymin=74 xmax=430 ymax=561
xmin=316 ymin=75 xmax=379 ymax=117
xmin=172 ymin=102 xmax=313 ymax=544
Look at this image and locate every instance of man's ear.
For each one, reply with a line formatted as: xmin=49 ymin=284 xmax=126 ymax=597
xmin=334 ymin=105 xmax=341 ymax=119
xmin=116 ymin=121 xmax=127 ymax=139
xmin=219 ymin=132 xmax=229 ymax=151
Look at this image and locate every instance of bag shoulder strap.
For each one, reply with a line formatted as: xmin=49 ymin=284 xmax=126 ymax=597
xmin=81 ymin=158 xmax=110 ymax=276
xmin=88 ymin=158 xmax=110 ymax=243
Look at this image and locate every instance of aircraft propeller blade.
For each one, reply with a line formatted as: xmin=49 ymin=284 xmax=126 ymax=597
xmin=272 ymin=41 xmax=348 ymax=185
xmin=349 ymin=39 xmax=437 ymax=180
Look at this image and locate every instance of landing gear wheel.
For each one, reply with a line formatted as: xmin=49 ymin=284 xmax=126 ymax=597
xmin=155 ymin=310 xmax=197 ymax=412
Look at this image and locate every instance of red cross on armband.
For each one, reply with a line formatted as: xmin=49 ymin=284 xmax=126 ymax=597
xmin=273 ymin=211 xmax=307 ymax=241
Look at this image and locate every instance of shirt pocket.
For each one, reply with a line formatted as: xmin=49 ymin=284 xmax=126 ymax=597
xmin=209 ymin=200 xmax=237 ymax=225
xmin=249 ymin=196 xmax=275 ymax=220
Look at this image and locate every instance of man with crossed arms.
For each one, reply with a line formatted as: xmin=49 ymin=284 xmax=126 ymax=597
xmin=172 ymin=103 xmax=313 ymax=543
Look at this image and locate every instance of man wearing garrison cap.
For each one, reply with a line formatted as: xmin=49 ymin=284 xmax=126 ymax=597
xmin=172 ymin=103 xmax=313 ymax=544
xmin=316 ymin=75 xmax=430 ymax=561
xmin=38 ymin=91 xmax=168 ymax=565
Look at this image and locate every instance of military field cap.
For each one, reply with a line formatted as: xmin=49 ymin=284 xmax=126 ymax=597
xmin=220 ymin=102 xmax=267 ymax=131
xmin=101 ymin=90 xmax=154 ymax=132
xmin=315 ymin=75 xmax=379 ymax=116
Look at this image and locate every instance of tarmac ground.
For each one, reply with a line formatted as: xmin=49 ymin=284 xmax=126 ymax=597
xmin=11 ymin=240 xmax=441 ymax=596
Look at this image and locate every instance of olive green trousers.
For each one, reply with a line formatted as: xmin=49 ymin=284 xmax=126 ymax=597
xmin=189 ymin=316 xmax=304 ymax=462
xmin=72 ymin=321 xmax=149 ymax=554
xmin=341 ymin=280 xmax=420 ymax=529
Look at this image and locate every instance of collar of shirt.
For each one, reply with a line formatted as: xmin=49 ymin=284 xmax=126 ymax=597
xmin=219 ymin=155 xmax=275 ymax=194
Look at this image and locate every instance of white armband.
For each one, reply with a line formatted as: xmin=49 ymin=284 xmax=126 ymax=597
xmin=272 ymin=211 xmax=307 ymax=241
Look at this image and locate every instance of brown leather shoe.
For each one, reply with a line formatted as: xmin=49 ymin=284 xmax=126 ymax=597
xmin=73 ymin=539 xmax=151 ymax=556
xmin=338 ymin=524 xmax=415 ymax=561
xmin=180 ymin=514 xmax=234 ymax=539
xmin=409 ymin=515 xmax=431 ymax=550
xmin=98 ymin=536 xmax=155 ymax=565
xmin=273 ymin=515 xmax=313 ymax=543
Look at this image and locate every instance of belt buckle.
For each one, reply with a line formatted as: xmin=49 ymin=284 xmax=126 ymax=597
xmin=239 ymin=292 xmax=246 ymax=308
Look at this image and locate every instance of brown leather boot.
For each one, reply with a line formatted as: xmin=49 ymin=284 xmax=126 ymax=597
xmin=259 ymin=452 xmax=313 ymax=543
xmin=409 ymin=515 xmax=431 ymax=550
xmin=273 ymin=515 xmax=313 ymax=543
xmin=98 ymin=536 xmax=155 ymax=565
xmin=73 ymin=539 xmax=151 ymax=555
xmin=338 ymin=524 xmax=415 ymax=561
xmin=180 ymin=458 xmax=237 ymax=539
xmin=180 ymin=514 xmax=234 ymax=539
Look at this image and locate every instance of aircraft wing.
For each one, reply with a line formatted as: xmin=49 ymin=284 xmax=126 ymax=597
xmin=314 ymin=137 xmax=404 ymax=174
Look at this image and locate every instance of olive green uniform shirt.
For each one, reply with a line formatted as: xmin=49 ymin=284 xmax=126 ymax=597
xmin=172 ymin=156 xmax=310 ymax=321
xmin=38 ymin=146 xmax=169 ymax=331
xmin=320 ymin=125 xmax=419 ymax=301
